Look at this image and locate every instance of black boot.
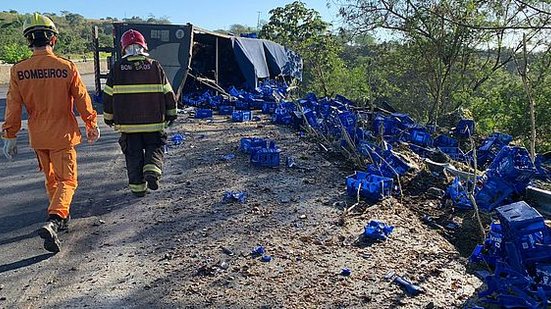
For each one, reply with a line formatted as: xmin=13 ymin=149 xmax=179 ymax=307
xmin=37 ymin=215 xmax=65 ymax=253
xmin=144 ymin=172 xmax=160 ymax=191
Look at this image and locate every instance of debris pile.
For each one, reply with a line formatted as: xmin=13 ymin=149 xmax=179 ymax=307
xmin=469 ymin=201 xmax=551 ymax=308
xmin=448 ymin=146 xmax=537 ymax=212
xmin=175 ymin=80 xmax=551 ymax=307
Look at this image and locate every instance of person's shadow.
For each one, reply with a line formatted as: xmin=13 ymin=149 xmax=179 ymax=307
xmin=0 ymin=253 xmax=55 ymax=274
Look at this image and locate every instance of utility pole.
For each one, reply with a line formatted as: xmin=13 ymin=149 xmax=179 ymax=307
xmin=257 ymin=11 xmax=261 ymax=30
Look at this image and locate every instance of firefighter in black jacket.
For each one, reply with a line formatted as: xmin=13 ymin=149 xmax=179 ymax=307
xmin=103 ymin=29 xmax=177 ymax=197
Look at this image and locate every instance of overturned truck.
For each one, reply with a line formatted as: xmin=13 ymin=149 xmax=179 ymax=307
xmin=92 ymin=22 xmax=302 ymax=102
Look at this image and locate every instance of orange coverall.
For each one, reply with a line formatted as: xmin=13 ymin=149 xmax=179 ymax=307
xmin=2 ymin=49 xmax=97 ymax=219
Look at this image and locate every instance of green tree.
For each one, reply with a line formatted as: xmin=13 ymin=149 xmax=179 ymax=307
xmin=261 ymin=1 xmax=370 ymax=100
xmin=228 ymin=24 xmax=256 ymax=36
xmin=260 ymin=1 xmax=329 ymax=51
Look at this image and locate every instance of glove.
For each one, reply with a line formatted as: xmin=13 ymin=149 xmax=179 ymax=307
xmin=2 ymin=137 xmax=17 ymax=160
xmin=86 ymin=126 xmax=100 ymax=144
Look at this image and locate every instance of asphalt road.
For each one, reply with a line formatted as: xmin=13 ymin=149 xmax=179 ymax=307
xmin=0 ymin=74 xmax=117 ymax=304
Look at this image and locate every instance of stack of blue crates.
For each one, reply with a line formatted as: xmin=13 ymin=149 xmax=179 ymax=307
xmin=346 ymin=171 xmax=393 ymax=201
xmin=472 ymin=201 xmax=551 ymax=308
xmin=447 ymin=145 xmax=536 ymax=212
xmin=250 ymin=140 xmax=280 ymax=167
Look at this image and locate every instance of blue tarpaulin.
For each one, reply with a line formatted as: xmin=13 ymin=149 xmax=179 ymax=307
xmin=232 ymin=37 xmax=302 ymax=89
xmin=263 ymin=41 xmax=303 ymax=80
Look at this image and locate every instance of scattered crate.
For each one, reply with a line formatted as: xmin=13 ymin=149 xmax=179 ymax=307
xmin=219 ymin=105 xmax=234 ymax=115
xmin=232 ymin=110 xmax=253 ymax=122
xmin=234 ymin=100 xmax=250 ymax=110
xmin=475 ymin=176 xmax=515 ymax=212
xmin=262 ymin=102 xmax=277 ymax=114
xmin=487 ymin=146 xmax=536 ymax=189
xmin=240 ymin=137 xmax=268 ymax=154
xmin=409 ymin=128 xmax=433 ymax=147
xmin=195 ymin=109 xmax=213 ymax=119
xmin=346 ymin=171 xmax=393 ymax=201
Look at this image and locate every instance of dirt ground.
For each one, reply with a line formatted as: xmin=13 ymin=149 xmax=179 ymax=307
xmin=0 ymin=113 xmax=486 ymax=308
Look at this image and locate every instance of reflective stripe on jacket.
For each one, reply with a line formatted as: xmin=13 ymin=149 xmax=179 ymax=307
xmin=2 ymin=49 xmax=98 ymax=149
xmin=102 ymin=55 xmax=177 ymax=133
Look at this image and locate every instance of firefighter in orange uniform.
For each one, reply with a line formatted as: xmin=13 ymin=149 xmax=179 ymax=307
xmin=1 ymin=13 xmax=100 ymax=253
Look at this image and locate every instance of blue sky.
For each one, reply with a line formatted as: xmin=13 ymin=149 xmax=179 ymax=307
xmin=1 ymin=0 xmax=340 ymax=31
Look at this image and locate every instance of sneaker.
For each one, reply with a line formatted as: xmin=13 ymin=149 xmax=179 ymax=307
xmin=144 ymin=172 xmax=159 ymax=191
xmin=38 ymin=220 xmax=62 ymax=253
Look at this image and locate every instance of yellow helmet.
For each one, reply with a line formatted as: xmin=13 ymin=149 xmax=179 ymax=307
xmin=23 ymin=13 xmax=58 ymax=37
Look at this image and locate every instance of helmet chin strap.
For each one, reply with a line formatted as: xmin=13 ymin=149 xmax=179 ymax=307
xmin=122 ymin=44 xmax=149 ymax=58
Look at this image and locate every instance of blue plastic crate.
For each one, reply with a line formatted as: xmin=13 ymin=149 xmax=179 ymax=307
xmin=367 ymin=150 xmax=411 ymax=178
xmin=232 ymin=110 xmax=253 ymax=122
xmin=535 ymin=154 xmax=551 ymax=180
xmin=250 ymin=141 xmax=280 ymax=167
xmin=346 ymin=171 xmax=393 ymax=201
xmin=471 ymin=222 xmax=505 ymax=267
xmin=455 ymin=119 xmax=475 ymax=138
xmin=446 ymin=177 xmax=473 ymax=209
xmin=338 ymin=111 xmax=356 ymax=129
xmin=434 ymin=135 xmax=459 ymax=148
xmin=195 ymin=109 xmax=213 ymax=119
xmin=496 ymin=201 xmax=550 ymax=269
xmin=262 ymin=102 xmax=277 ymax=114
xmin=240 ymin=137 xmax=268 ymax=154
xmin=391 ymin=113 xmax=416 ymax=130
xmin=363 ymin=220 xmax=394 ymax=241
xmin=475 ymin=176 xmax=515 ymax=212
xmin=249 ymin=99 xmax=265 ymax=110
xmin=487 ymin=146 xmax=536 ymax=189
xmin=372 ymin=114 xmax=398 ymax=135
xmin=219 ymin=105 xmax=234 ymax=115
xmin=272 ymin=108 xmax=293 ymax=125
xmin=382 ymin=150 xmax=410 ymax=176
xmin=303 ymin=108 xmax=320 ymax=129
xmin=480 ymin=133 xmax=512 ymax=151
xmin=409 ymin=128 xmax=433 ymax=147
xmin=235 ymin=100 xmax=250 ymax=110
xmin=497 ymin=201 xmax=545 ymax=239
xmin=279 ymin=102 xmax=297 ymax=111
xmin=535 ymin=264 xmax=551 ymax=292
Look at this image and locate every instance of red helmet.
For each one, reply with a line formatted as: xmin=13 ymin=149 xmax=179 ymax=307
xmin=120 ymin=29 xmax=148 ymax=51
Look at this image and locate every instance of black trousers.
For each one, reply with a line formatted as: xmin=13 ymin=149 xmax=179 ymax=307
xmin=118 ymin=132 xmax=167 ymax=193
